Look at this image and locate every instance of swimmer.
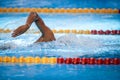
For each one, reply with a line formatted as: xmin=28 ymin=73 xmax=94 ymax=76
xmin=12 ymin=12 xmax=56 ymax=43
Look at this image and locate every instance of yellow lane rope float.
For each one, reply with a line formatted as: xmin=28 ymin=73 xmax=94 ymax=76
xmin=0 ymin=56 xmax=120 ymax=65
xmin=0 ymin=28 xmax=120 ymax=35
xmin=0 ymin=56 xmax=57 ymax=64
xmin=0 ymin=8 xmax=119 ymax=14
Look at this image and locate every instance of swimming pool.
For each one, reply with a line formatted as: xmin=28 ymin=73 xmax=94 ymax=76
xmin=0 ymin=0 xmax=120 ymax=80
xmin=0 ymin=12 xmax=120 ymax=80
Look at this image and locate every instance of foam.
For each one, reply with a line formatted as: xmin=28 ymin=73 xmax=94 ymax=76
xmin=0 ymin=34 xmax=104 ymax=57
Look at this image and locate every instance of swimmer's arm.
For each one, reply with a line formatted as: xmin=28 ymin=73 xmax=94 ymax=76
xmin=34 ymin=15 xmax=47 ymax=32
xmin=12 ymin=24 xmax=30 ymax=37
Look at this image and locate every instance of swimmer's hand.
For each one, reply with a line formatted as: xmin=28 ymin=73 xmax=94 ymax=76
xmin=12 ymin=24 xmax=29 ymax=37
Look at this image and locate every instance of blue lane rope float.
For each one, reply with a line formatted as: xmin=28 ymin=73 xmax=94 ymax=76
xmin=0 ymin=56 xmax=120 ymax=65
xmin=0 ymin=8 xmax=120 ymax=14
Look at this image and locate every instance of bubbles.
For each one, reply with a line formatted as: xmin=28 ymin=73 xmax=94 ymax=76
xmin=0 ymin=33 xmax=107 ymax=58
xmin=0 ymin=32 xmax=120 ymax=58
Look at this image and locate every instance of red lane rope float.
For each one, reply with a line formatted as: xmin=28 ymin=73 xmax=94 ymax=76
xmin=0 ymin=56 xmax=120 ymax=65
xmin=91 ymin=30 xmax=120 ymax=35
xmin=57 ymin=57 xmax=120 ymax=65
xmin=0 ymin=28 xmax=120 ymax=35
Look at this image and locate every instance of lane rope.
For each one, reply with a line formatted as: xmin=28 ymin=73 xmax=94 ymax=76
xmin=0 ymin=8 xmax=119 ymax=14
xmin=0 ymin=56 xmax=119 ymax=65
xmin=0 ymin=28 xmax=120 ymax=35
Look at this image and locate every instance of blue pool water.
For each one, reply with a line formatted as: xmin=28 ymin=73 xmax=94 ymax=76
xmin=0 ymin=0 xmax=120 ymax=80
xmin=0 ymin=13 xmax=120 ymax=80
xmin=0 ymin=0 xmax=120 ymax=8
xmin=0 ymin=13 xmax=120 ymax=57
xmin=0 ymin=64 xmax=120 ymax=80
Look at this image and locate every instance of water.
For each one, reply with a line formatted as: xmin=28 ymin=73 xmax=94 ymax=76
xmin=0 ymin=0 xmax=120 ymax=79
xmin=0 ymin=0 xmax=120 ymax=8
xmin=0 ymin=13 xmax=120 ymax=80
xmin=0 ymin=13 xmax=120 ymax=30
xmin=0 ymin=13 xmax=120 ymax=58
xmin=0 ymin=64 xmax=120 ymax=80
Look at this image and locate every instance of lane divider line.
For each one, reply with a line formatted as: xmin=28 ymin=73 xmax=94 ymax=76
xmin=0 ymin=8 xmax=119 ymax=14
xmin=0 ymin=56 xmax=120 ymax=65
xmin=0 ymin=28 xmax=120 ymax=35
